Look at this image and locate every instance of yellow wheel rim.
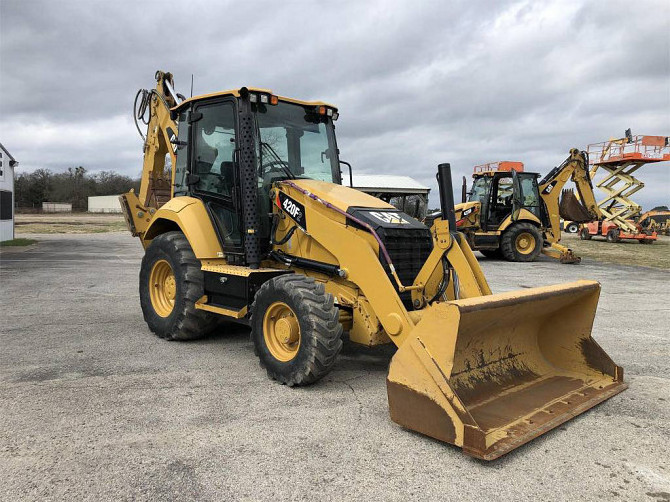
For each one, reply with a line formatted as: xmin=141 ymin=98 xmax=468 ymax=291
xmin=149 ymin=259 xmax=176 ymax=317
xmin=515 ymin=232 xmax=536 ymax=255
xmin=263 ymin=301 xmax=301 ymax=362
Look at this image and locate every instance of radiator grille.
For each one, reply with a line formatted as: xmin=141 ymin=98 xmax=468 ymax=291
xmin=381 ymin=227 xmax=433 ymax=309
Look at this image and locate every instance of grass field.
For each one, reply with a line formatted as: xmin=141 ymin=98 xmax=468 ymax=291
xmin=0 ymin=238 xmax=38 ymax=247
xmin=561 ymin=232 xmax=669 ymax=269
xmin=15 ymin=213 xmax=126 ymax=234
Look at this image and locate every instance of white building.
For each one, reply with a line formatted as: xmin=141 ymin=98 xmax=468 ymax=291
xmin=0 ymin=143 xmax=17 ymax=242
xmin=345 ymin=174 xmax=431 ymax=219
xmin=42 ymin=202 xmax=72 ymax=213
xmin=88 ymin=195 xmax=122 ymax=213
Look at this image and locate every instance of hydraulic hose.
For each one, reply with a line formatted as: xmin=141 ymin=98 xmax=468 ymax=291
xmin=133 ymin=88 xmax=173 ymax=142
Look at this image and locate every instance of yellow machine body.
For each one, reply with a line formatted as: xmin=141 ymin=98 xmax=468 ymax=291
xmin=121 ymin=71 xmax=626 ymax=460
xmin=455 ymin=149 xmax=601 ymax=263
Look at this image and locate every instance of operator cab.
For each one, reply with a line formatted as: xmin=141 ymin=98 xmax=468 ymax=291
xmin=466 ymin=170 xmax=544 ymax=231
xmin=171 ymin=89 xmax=341 ymax=261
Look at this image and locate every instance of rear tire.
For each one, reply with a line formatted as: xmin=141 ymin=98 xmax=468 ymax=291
xmin=251 ymin=275 xmax=342 ymax=386
xmin=139 ymin=231 xmax=218 ymax=341
xmin=579 ymin=228 xmax=592 ymax=240
xmin=500 ymin=222 xmax=542 ymax=262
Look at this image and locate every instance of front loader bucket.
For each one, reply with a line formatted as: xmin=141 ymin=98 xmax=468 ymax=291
xmin=387 ymin=280 xmax=626 ymax=460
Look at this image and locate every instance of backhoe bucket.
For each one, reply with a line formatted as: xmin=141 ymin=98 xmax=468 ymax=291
xmin=387 ymin=280 xmax=626 ymax=460
xmin=559 ymin=189 xmax=594 ymax=223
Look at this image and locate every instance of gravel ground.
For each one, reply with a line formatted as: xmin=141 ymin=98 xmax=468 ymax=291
xmin=1 ymin=233 xmax=668 ymax=501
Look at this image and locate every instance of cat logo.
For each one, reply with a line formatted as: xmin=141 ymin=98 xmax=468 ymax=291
xmin=542 ymin=180 xmax=557 ymax=195
xmin=369 ymin=211 xmax=409 ymax=225
xmin=167 ymin=127 xmax=178 ymax=154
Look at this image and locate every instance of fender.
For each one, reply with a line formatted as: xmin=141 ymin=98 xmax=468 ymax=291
xmin=498 ymin=208 xmax=541 ymax=232
xmin=143 ymin=197 xmax=223 ymax=259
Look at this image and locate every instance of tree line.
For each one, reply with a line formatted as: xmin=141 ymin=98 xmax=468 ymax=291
xmin=14 ymin=167 xmax=140 ymax=210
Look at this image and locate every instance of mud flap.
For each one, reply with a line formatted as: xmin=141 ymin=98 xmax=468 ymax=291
xmin=387 ymin=280 xmax=627 ymax=460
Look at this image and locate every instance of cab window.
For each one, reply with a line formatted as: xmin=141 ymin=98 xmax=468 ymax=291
xmin=468 ymin=177 xmax=491 ymax=203
xmin=193 ymin=102 xmax=236 ymax=197
xmin=495 ymin=177 xmax=513 ymax=206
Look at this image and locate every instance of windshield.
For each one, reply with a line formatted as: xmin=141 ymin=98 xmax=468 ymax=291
xmin=254 ymin=101 xmax=340 ymax=185
xmin=468 ymin=176 xmax=491 ymax=203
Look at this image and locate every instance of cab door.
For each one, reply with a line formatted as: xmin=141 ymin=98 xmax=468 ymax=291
xmin=487 ymin=174 xmax=514 ymax=229
xmin=189 ymin=99 xmax=244 ymax=258
xmin=516 ymin=173 xmax=542 ymax=220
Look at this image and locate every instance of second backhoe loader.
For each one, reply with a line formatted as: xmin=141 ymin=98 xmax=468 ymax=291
xmin=455 ymin=150 xmax=601 ymax=263
xmin=121 ymin=71 xmax=626 ymax=460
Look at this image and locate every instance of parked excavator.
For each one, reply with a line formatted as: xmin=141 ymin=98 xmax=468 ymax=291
xmin=454 ymin=151 xmax=600 ymax=263
xmin=121 ymin=71 xmax=626 ymax=460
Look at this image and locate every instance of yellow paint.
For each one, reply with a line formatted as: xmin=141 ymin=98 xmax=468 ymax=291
xmin=291 ymin=179 xmax=395 ymax=212
xmin=387 ymin=280 xmax=627 ymax=459
xmin=263 ymin=301 xmax=301 ymax=362
xmin=514 ymin=231 xmax=536 ymax=254
xmin=195 ymin=296 xmax=248 ymax=319
xmin=143 ymin=197 xmax=223 ymax=259
xmin=175 ymin=87 xmax=337 ymax=111
xmin=149 ymin=259 xmax=175 ymax=317
xmin=498 ymin=208 xmax=541 ymax=231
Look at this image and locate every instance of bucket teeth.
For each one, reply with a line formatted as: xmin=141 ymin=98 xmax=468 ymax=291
xmin=387 ymin=280 xmax=627 ymax=460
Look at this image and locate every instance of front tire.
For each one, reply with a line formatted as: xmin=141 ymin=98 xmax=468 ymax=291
xmin=606 ymin=229 xmax=620 ymax=243
xmin=566 ymin=222 xmax=579 ymax=233
xmin=251 ymin=275 xmax=342 ymax=386
xmin=139 ymin=231 xmax=217 ymax=340
xmin=500 ymin=222 xmax=542 ymax=262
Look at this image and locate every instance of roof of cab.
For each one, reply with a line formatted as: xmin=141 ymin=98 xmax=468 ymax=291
xmin=173 ymin=87 xmax=336 ymax=112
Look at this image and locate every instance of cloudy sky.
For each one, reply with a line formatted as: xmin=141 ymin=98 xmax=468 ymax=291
xmin=1 ymin=0 xmax=668 ymax=208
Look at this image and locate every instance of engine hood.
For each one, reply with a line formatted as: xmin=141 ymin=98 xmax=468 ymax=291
xmin=291 ymin=179 xmax=395 ymax=212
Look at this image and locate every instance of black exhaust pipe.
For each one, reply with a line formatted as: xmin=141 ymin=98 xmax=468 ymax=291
xmin=437 ymin=163 xmax=457 ymax=231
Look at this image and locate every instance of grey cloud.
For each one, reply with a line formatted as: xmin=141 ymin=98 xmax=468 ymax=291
xmin=1 ymin=0 xmax=668 ymax=207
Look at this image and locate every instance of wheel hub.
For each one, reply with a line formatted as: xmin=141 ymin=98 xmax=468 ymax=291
xmin=275 ymin=317 xmax=299 ymax=344
xmin=515 ymin=232 xmax=535 ymax=254
xmin=149 ymin=259 xmax=176 ymax=318
xmin=263 ymin=302 xmax=301 ymax=362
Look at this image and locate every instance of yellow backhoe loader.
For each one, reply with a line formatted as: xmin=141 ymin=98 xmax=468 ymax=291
xmin=121 ymin=71 xmax=626 ymax=460
xmin=455 ymin=151 xmax=601 ymax=263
